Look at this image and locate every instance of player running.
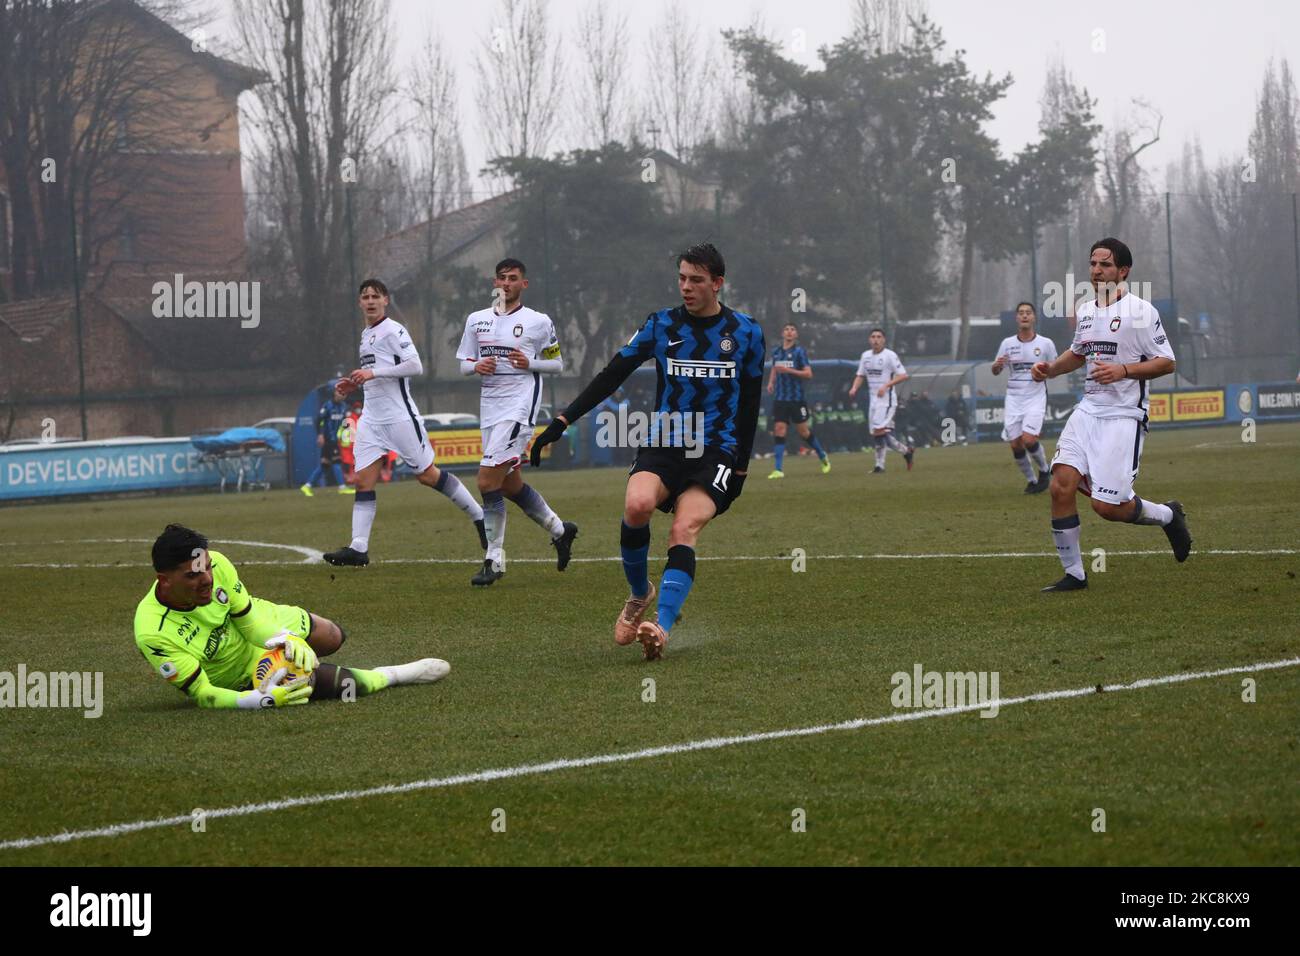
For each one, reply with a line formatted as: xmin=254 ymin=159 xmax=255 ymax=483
xmin=457 ymin=258 xmax=577 ymax=587
xmin=848 ymin=328 xmax=914 ymax=473
xmin=767 ymin=322 xmax=830 ymax=478
xmin=992 ymin=302 xmax=1058 ymax=494
xmin=529 ymin=243 xmax=764 ymax=661
xmin=134 ymin=525 xmax=449 ymax=710
xmin=1032 ymin=238 xmax=1192 ymax=592
xmin=324 ymin=278 xmax=486 ymax=567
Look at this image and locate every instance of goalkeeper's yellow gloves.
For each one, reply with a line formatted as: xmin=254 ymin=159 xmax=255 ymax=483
xmin=237 ymin=667 xmax=312 ymax=709
xmin=263 ymin=631 xmax=319 ymax=673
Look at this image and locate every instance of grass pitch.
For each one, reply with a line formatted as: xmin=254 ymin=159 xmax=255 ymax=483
xmin=0 ymin=422 xmax=1296 ymax=865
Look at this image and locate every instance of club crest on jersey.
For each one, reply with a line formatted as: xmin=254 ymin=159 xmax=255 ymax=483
xmin=367 ymin=335 xmax=376 ymax=345
xmin=513 ymin=323 xmax=523 ymax=337
xmin=215 ymin=587 xmax=228 ymax=605
xmin=1033 ymin=347 xmax=1041 ymax=356
xmin=1109 ymin=317 xmax=1122 ymax=332
xmin=719 ymin=337 xmax=736 ymax=353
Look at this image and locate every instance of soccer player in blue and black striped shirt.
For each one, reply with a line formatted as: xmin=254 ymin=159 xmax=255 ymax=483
xmin=530 ymin=243 xmax=765 ymax=660
xmin=767 ymin=322 xmax=830 ymax=478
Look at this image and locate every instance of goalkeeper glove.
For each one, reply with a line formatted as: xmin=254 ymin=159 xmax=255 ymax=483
xmin=264 ymin=631 xmax=318 ymax=674
xmin=529 ymin=418 xmax=568 ymax=468
xmin=238 ymin=668 xmax=313 ymax=709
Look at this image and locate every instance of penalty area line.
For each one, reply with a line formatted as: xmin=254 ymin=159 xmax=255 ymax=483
xmin=2 ymin=655 xmax=1297 ymax=853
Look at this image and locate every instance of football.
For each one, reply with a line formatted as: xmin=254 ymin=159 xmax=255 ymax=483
xmin=252 ymin=646 xmax=311 ymax=688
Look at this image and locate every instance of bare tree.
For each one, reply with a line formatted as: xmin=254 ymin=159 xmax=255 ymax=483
xmin=644 ymin=0 xmax=717 ymax=162
xmin=1101 ymin=98 xmax=1162 ymax=236
xmin=716 ymin=12 xmax=765 ymax=148
xmin=233 ymin=0 xmax=401 ymax=371
xmin=573 ymin=1 xmax=630 ymax=148
xmin=0 ymin=0 xmax=213 ymax=298
xmin=851 ymin=0 xmax=927 ymax=52
xmin=474 ymin=0 xmax=565 ymax=161
xmin=405 ymin=23 xmax=471 ymax=402
xmin=409 ymin=27 xmax=470 ymax=216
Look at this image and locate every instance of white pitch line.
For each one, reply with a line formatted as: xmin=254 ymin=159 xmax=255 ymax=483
xmin=2 ymin=655 xmax=1297 ymax=853
xmin=1 ymin=547 xmax=1295 ymax=570
xmin=0 ymin=537 xmax=322 ymax=569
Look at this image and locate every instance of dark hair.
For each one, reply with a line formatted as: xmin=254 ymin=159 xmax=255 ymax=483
xmin=1089 ymin=237 xmax=1133 ymax=270
xmin=782 ymin=321 xmax=798 ymax=329
xmin=1015 ymin=301 xmax=1036 ymax=314
xmin=495 ymin=258 xmax=527 ymax=276
xmin=152 ymin=524 xmax=208 ymax=572
xmin=869 ymin=327 xmax=886 ymax=337
xmin=359 ymin=278 xmax=389 ymax=297
xmin=677 ymin=242 xmax=725 ymax=279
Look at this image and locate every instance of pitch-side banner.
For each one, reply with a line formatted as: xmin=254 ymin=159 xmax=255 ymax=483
xmin=1148 ymin=389 xmax=1226 ymax=424
xmin=425 ymin=426 xmax=551 ymax=466
xmin=0 ymin=439 xmax=221 ymax=500
xmin=1254 ymin=383 xmax=1300 ymax=418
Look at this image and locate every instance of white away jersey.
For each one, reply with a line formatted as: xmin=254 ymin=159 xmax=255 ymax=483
xmin=996 ymin=333 xmax=1058 ymax=395
xmin=358 ymin=317 xmax=423 ymax=425
xmin=1071 ymin=293 xmax=1175 ymax=420
xmin=856 ymin=348 xmax=907 ymax=401
xmin=457 ymin=305 xmax=560 ymax=428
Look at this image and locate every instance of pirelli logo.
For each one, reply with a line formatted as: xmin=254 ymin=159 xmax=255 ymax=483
xmin=667 ymin=357 xmax=736 ymax=379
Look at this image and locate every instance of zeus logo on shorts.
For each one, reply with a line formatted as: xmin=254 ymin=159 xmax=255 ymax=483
xmin=667 ymin=358 xmax=736 ymax=379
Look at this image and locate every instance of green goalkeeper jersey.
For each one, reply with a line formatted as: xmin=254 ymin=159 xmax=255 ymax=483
xmin=133 ymin=550 xmax=262 ymax=696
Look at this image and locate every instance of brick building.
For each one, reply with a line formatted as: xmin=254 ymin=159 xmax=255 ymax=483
xmin=0 ymin=0 xmax=272 ymax=442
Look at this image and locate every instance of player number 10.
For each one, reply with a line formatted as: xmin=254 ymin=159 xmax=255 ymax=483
xmin=713 ymin=464 xmax=731 ymax=491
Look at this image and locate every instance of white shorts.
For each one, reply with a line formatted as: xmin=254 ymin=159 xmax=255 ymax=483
xmin=354 ymin=415 xmax=434 ymax=474
xmin=869 ymin=395 xmax=896 ymax=432
xmin=1001 ymin=391 xmax=1048 ymax=441
xmin=480 ymin=420 xmax=532 ymax=470
xmin=1050 ymin=408 xmax=1145 ymax=505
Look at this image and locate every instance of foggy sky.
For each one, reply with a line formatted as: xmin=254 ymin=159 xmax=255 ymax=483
xmin=218 ymin=0 xmax=1300 ymax=195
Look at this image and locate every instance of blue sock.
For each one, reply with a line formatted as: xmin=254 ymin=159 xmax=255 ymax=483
xmin=305 ymin=464 xmax=323 ymax=486
xmin=620 ymin=521 xmax=651 ymax=598
xmin=774 ymin=439 xmax=786 ymax=470
xmin=807 ymin=433 xmax=826 ymax=460
xmin=658 ymin=545 xmax=696 ymax=631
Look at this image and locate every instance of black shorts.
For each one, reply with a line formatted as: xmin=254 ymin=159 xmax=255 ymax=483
xmin=630 ymin=446 xmax=737 ymax=516
xmin=772 ymin=400 xmax=810 ymax=425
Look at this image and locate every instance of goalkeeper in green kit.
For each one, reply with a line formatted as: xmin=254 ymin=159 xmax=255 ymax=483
xmin=133 ymin=525 xmax=449 ymax=710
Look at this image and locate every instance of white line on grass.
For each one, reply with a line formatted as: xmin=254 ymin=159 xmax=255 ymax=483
xmin=0 ymin=537 xmax=321 ymax=568
xmin=2 ymin=547 xmax=1295 ymax=569
xmin=3 ymin=655 xmax=1297 ymax=853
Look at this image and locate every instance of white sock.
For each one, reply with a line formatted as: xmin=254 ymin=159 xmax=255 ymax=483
xmin=874 ymin=447 xmax=886 ymax=469
xmin=435 ymin=472 xmax=484 ymax=521
xmin=507 ymin=483 xmax=564 ymax=538
xmin=1014 ymin=451 xmax=1035 ymax=481
xmin=1132 ymin=497 xmax=1173 ymax=526
xmin=350 ymin=493 xmax=376 ymax=552
xmin=885 ymin=434 xmax=909 ymax=454
xmin=483 ymin=490 xmax=507 ymax=567
xmin=1051 ymin=515 xmax=1085 ymax=580
xmin=1027 ymin=442 xmax=1048 ymax=474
